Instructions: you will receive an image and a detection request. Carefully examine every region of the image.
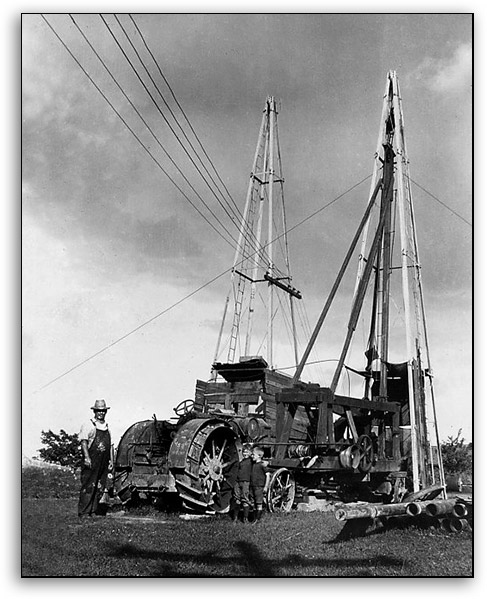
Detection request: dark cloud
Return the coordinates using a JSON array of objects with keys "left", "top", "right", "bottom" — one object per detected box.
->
[{"left": 23, "top": 14, "right": 471, "bottom": 302}]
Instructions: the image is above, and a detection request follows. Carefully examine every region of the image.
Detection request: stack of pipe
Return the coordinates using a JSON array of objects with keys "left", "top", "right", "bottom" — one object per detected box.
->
[{"left": 334, "top": 497, "right": 472, "bottom": 532}]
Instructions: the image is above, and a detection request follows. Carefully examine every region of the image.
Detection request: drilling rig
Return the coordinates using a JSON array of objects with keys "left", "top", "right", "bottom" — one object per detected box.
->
[{"left": 114, "top": 73, "right": 446, "bottom": 513}]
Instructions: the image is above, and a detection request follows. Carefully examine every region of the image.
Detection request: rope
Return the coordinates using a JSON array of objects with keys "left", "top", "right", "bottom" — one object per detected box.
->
[{"left": 408, "top": 176, "right": 471, "bottom": 227}]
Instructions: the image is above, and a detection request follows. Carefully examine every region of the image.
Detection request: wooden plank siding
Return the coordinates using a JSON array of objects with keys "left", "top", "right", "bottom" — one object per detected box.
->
[
  {"left": 194, "top": 368, "right": 315, "bottom": 441},
  {"left": 194, "top": 368, "right": 294, "bottom": 415}
]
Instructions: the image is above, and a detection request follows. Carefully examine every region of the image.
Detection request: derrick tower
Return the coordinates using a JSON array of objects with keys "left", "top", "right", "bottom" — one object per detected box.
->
[
  {"left": 293, "top": 71, "right": 445, "bottom": 493},
  {"left": 212, "top": 96, "right": 301, "bottom": 373}
]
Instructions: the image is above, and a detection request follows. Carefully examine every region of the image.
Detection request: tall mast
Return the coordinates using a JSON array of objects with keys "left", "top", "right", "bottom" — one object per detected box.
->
[
  {"left": 389, "top": 71, "right": 420, "bottom": 490},
  {"left": 212, "top": 108, "right": 267, "bottom": 368},
  {"left": 294, "top": 72, "right": 444, "bottom": 493},
  {"left": 267, "top": 98, "right": 276, "bottom": 367},
  {"left": 213, "top": 96, "right": 301, "bottom": 373}
]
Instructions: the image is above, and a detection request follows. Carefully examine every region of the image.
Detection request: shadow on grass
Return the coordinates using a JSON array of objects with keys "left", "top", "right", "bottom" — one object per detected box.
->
[{"left": 104, "top": 538, "right": 404, "bottom": 577}]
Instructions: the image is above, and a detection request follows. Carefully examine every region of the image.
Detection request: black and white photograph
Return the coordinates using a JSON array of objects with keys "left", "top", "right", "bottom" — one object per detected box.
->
[{"left": 21, "top": 8, "right": 472, "bottom": 580}]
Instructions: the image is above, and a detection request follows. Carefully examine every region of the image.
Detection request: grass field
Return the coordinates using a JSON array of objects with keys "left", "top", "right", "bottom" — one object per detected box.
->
[{"left": 21, "top": 465, "right": 473, "bottom": 577}]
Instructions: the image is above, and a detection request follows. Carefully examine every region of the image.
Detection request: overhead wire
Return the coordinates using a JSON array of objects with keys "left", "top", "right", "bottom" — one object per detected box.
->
[
  {"left": 42, "top": 14, "right": 237, "bottom": 252},
  {"left": 107, "top": 14, "right": 272, "bottom": 269},
  {"left": 34, "top": 172, "right": 372, "bottom": 392},
  {"left": 126, "top": 13, "right": 257, "bottom": 242},
  {"left": 65, "top": 13, "right": 270, "bottom": 270},
  {"left": 34, "top": 15, "right": 469, "bottom": 400},
  {"left": 98, "top": 14, "right": 255, "bottom": 256},
  {"left": 110, "top": 15, "right": 241, "bottom": 228},
  {"left": 128, "top": 13, "right": 244, "bottom": 223}
]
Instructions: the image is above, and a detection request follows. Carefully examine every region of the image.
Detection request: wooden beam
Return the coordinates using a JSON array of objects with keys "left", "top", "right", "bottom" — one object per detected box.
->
[
  {"left": 277, "top": 388, "right": 400, "bottom": 413},
  {"left": 292, "top": 177, "right": 383, "bottom": 384},
  {"left": 274, "top": 403, "right": 298, "bottom": 460},
  {"left": 333, "top": 394, "right": 400, "bottom": 413},
  {"left": 316, "top": 403, "right": 329, "bottom": 444}
]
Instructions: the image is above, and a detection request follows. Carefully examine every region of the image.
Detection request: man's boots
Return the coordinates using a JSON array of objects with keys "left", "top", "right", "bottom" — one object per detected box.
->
[{"left": 242, "top": 506, "right": 250, "bottom": 523}]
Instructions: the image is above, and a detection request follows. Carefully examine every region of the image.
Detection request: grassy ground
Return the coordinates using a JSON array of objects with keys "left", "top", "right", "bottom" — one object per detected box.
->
[{"left": 21, "top": 466, "right": 473, "bottom": 577}]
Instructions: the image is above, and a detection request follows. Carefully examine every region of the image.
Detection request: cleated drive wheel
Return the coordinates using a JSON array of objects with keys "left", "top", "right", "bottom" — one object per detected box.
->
[
  {"left": 169, "top": 420, "right": 240, "bottom": 512},
  {"left": 266, "top": 468, "right": 295, "bottom": 513}
]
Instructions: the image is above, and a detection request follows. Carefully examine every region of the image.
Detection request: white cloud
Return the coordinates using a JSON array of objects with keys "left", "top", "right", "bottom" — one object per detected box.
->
[
  {"left": 410, "top": 43, "right": 471, "bottom": 95},
  {"left": 434, "top": 44, "right": 472, "bottom": 92}
]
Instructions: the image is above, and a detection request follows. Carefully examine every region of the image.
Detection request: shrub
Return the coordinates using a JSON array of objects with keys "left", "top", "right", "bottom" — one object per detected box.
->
[
  {"left": 38, "top": 429, "right": 83, "bottom": 470},
  {"left": 440, "top": 429, "right": 472, "bottom": 478}
]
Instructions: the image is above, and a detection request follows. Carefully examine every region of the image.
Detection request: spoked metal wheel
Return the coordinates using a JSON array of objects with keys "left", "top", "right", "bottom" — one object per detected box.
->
[
  {"left": 170, "top": 420, "right": 239, "bottom": 512},
  {"left": 198, "top": 433, "right": 233, "bottom": 503},
  {"left": 266, "top": 467, "right": 295, "bottom": 512}
]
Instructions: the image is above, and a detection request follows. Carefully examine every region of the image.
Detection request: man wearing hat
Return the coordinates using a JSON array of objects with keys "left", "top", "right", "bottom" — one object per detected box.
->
[{"left": 78, "top": 399, "right": 112, "bottom": 518}]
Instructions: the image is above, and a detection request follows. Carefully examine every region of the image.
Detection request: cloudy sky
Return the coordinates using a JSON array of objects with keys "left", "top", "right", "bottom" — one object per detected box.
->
[{"left": 21, "top": 13, "right": 472, "bottom": 458}]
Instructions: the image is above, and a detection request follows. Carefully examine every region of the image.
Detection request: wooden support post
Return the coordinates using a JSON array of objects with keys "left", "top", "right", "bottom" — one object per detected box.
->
[
  {"left": 327, "top": 404, "right": 335, "bottom": 445},
  {"left": 293, "top": 178, "right": 383, "bottom": 384},
  {"left": 275, "top": 401, "right": 297, "bottom": 460},
  {"left": 316, "top": 389, "right": 333, "bottom": 444},
  {"left": 392, "top": 411, "right": 401, "bottom": 460}
]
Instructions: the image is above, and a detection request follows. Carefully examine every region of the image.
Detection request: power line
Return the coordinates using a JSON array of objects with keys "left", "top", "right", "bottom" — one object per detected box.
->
[
  {"left": 45, "top": 14, "right": 237, "bottom": 252},
  {"left": 44, "top": 14, "right": 296, "bottom": 274},
  {"left": 34, "top": 173, "right": 371, "bottom": 393},
  {"left": 128, "top": 13, "right": 242, "bottom": 220},
  {"left": 98, "top": 14, "right": 252, "bottom": 253},
  {"left": 119, "top": 15, "right": 245, "bottom": 226},
  {"left": 77, "top": 13, "right": 269, "bottom": 270},
  {"left": 126, "top": 13, "right": 274, "bottom": 269},
  {"left": 36, "top": 268, "right": 231, "bottom": 393},
  {"left": 113, "top": 14, "right": 274, "bottom": 269},
  {"left": 109, "top": 15, "right": 243, "bottom": 230}
]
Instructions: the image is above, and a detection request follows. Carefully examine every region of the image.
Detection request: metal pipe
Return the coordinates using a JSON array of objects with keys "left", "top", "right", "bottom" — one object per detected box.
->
[
  {"left": 451, "top": 518, "right": 470, "bottom": 532},
  {"left": 438, "top": 518, "right": 451, "bottom": 532},
  {"left": 443, "top": 517, "right": 470, "bottom": 533},
  {"left": 335, "top": 505, "right": 378, "bottom": 521},
  {"left": 452, "top": 503, "right": 469, "bottom": 518},
  {"left": 373, "top": 503, "right": 410, "bottom": 517},
  {"left": 336, "top": 499, "right": 440, "bottom": 522},
  {"left": 425, "top": 499, "right": 459, "bottom": 517},
  {"left": 405, "top": 501, "right": 430, "bottom": 517}
]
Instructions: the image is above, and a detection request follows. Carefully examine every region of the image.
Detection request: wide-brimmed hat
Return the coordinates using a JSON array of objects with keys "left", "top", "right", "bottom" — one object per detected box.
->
[{"left": 91, "top": 399, "right": 110, "bottom": 411}]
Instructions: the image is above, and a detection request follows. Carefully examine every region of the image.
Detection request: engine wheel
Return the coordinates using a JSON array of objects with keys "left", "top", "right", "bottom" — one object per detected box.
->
[
  {"left": 172, "top": 422, "right": 239, "bottom": 512},
  {"left": 266, "top": 468, "right": 295, "bottom": 512}
]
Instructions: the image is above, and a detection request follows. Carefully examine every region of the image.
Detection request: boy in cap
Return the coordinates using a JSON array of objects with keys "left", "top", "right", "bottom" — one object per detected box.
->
[
  {"left": 78, "top": 399, "right": 112, "bottom": 519},
  {"left": 230, "top": 444, "right": 253, "bottom": 522},
  {"left": 250, "top": 446, "right": 267, "bottom": 523}
]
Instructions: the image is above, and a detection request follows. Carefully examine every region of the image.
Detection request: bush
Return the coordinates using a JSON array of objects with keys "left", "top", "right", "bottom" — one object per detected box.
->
[
  {"left": 38, "top": 429, "right": 83, "bottom": 470},
  {"left": 440, "top": 429, "right": 472, "bottom": 478}
]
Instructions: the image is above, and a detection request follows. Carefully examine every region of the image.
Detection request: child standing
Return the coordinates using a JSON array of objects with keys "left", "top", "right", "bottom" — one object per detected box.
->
[
  {"left": 230, "top": 445, "right": 253, "bottom": 522},
  {"left": 250, "top": 446, "right": 267, "bottom": 523}
]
